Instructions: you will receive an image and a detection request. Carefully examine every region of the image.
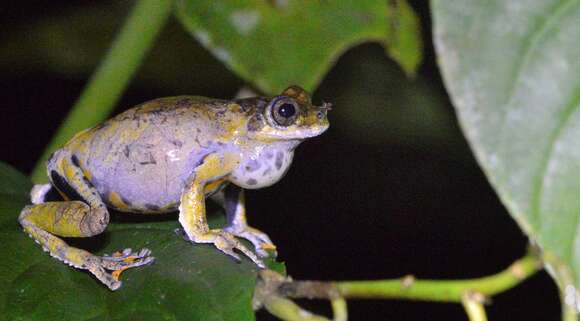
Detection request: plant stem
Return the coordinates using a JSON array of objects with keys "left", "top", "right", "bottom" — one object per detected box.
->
[
  {"left": 330, "top": 297, "right": 348, "bottom": 321},
  {"left": 335, "top": 253, "right": 540, "bottom": 302},
  {"left": 275, "top": 252, "right": 540, "bottom": 303},
  {"left": 263, "top": 296, "right": 331, "bottom": 321},
  {"left": 462, "top": 292, "right": 488, "bottom": 321},
  {"left": 257, "top": 253, "right": 541, "bottom": 320},
  {"left": 255, "top": 270, "right": 332, "bottom": 321},
  {"left": 31, "top": 0, "right": 173, "bottom": 183}
]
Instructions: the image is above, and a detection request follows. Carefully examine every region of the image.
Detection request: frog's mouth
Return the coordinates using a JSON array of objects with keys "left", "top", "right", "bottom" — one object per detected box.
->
[
  {"left": 297, "top": 123, "right": 330, "bottom": 138},
  {"left": 255, "top": 123, "right": 329, "bottom": 141}
]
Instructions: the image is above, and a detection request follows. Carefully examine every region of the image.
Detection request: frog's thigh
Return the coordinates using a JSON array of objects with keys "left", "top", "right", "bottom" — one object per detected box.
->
[
  {"left": 18, "top": 152, "right": 140, "bottom": 290},
  {"left": 20, "top": 152, "right": 108, "bottom": 259},
  {"left": 30, "top": 183, "right": 53, "bottom": 204},
  {"left": 20, "top": 200, "right": 105, "bottom": 239},
  {"left": 25, "top": 150, "right": 110, "bottom": 237},
  {"left": 19, "top": 202, "right": 102, "bottom": 269}
]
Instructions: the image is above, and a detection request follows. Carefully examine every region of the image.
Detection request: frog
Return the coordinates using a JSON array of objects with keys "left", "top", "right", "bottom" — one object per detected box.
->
[{"left": 19, "top": 85, "right": 330, "bottom": 290}]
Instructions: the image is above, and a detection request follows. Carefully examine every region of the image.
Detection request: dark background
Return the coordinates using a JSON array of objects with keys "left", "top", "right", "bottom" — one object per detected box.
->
[{"left": 1, "top": 1, "right": 560, "bottom": 320}]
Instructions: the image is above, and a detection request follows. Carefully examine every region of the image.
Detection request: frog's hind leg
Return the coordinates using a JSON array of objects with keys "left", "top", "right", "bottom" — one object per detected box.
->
[
  {"left": 213, "top": 185, "right": 276, "bottom": 258},
  {"left": 30, "top": 183, "right": 53, "bottom": 204},
  {"left": 18, "top": 151, "right": 154, "bottom": 290}
]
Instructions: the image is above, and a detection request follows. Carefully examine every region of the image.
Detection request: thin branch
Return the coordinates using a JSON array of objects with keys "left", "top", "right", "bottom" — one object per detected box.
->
[
  {"left": 334, "top": 252, "right": 541, "bottom": 302},
  {"left": 263, "top": 251, "right": 540, "bottom": 303},
  {"left": 330, "top": 297, "right": 348, "bottom": 321},
  {"left": 462, "top": 292, "right": 488, "bottom": 321},
  {"left": 263, "top": 296, "right": 331, "bottom": 321},
  {"left": 255, "top": 269, "right": 331, "bottom": 321},
  {"left": 256, "top": 252, "right": 541, "bottom": 320}
]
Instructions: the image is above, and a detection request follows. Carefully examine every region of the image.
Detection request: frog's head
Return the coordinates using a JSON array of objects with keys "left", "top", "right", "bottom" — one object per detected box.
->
[{"left": 245, "top": 85, "right": 330, "bottom": 141}]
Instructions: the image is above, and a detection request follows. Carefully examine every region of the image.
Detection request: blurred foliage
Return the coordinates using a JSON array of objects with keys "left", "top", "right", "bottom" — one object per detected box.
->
[
  {"left": 324, "top": 46, "right": 456, "bottom": 148},
  {"left": 175, "top": 0, "right": 422, "bottom": 94},
  {"left": 0, "top": 163, "right": 31, "bottom": 227},
  {"left": 0, "top": 2, "right": 241, "bottom": 95},
  {"left": 0, "top": 162, "right": 283, "bottom": 321},
  {"left": 1, "top": 1, "right": 423, "bottom": 97},
  {"left": 434, "top": 0, "right": 580, "bottom": 318}
]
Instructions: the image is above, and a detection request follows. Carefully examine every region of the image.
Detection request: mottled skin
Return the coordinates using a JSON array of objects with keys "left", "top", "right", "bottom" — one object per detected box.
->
[{"left": 19, "top": 86, "right": 330, "bottom": 290}]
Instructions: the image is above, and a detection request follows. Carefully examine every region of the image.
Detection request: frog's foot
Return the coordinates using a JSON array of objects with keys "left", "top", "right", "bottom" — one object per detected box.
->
[
  {"left": 185, "top": 229, "right": 266, "bottom": 268},
  {"left": 224, "top": 226, "right": 276, "bottom": 258},
  {"left": 90, "top": 248, "right": 155, "bottom": 290},
  {"left": 30, "top": 183, "right": 52, "bottom": 204}
]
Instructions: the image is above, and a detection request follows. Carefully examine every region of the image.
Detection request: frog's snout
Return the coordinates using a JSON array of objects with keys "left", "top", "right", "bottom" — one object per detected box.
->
[
  {"left": 319, "top": 101, "right": 333, "bottom": 111},
  {"left": 314, "top": 101, "right": 332, "bottom": 124}
]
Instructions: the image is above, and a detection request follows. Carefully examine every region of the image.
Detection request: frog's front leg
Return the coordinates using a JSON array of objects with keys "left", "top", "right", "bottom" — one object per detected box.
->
[
  {"left": 212, "top": 185, "right": 276, "bottom": 258},
  {"left": 18, "top": 151, "right": 154, "bottom": 290},
  {"left": 179, "top": 153, "right": 265, "bottom": 268}
]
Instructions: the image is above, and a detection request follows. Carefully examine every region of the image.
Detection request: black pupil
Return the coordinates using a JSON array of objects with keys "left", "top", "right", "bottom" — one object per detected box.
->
[{"left": 278, "top": 103, "right": 296, "bottom": 118}]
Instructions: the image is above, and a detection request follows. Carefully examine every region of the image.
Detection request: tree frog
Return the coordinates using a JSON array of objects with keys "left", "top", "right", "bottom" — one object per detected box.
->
[{"left": 19, "top": 86, "right": 330, "bottom": 290}]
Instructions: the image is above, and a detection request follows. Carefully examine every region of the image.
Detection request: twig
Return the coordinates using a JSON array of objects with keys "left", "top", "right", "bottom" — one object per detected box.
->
[
  {"left": 462, "top": 291, "right": 488, "bottom": 321},
  {"left": 334, "top": 252, "right": 540, "bottom": 302},
  {"left": 254, "top": 270, "right": 331, "bottom": 321},
  {"left": 255, "top": 252, "right": 542, "bottom": 320},
  {"left": 330, "top": 297, "right": 348, "bottom": 321}
]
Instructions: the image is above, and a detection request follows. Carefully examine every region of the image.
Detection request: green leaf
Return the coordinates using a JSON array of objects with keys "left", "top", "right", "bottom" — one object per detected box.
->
[
  {"left": 432, "top": 0, "right": 580, "bottom": 316},
  {"left": 0, "top": 162, "right": 283, "bottom": 320},
  {"left": 0, "top": 163, "right": 31, "bottom": 227},
  {"left": 175, "top": 0, "right": 422, "bottom": 94}
]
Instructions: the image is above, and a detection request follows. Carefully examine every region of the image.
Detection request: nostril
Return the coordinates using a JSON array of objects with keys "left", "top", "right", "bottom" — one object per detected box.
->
[{"left": 321, "top": 101, "right": 333, "bottom": 111}]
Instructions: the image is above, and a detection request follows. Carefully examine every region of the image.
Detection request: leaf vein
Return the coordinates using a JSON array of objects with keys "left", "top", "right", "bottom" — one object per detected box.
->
[
  {"left": 502, "top": 0, "right": 577, "bottom": 110},
  {"left": 532, "top": 91, "right": 580, "bottom": 260},
  {"left": 496, "top": 0, "right": 579, "bottom": 166}
]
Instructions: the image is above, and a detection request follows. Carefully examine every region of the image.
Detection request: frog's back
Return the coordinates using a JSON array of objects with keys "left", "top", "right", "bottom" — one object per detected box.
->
[{"left": 60, "top": 96, "right": 233, "bottom": 212}]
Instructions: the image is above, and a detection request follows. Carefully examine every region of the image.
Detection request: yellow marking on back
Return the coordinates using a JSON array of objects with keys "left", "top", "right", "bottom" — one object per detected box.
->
[
  {"left": 68, "top": 127, "right": 93, "bottom": 144},
  {"left": 64, "top": 127, "right": 97, "bottom": 155},
  {"left": 99, "top": 119, "right": 151, "bottom": 167},
  {"left": 218, "top": 106, "right": 248, "bottom": 142}
]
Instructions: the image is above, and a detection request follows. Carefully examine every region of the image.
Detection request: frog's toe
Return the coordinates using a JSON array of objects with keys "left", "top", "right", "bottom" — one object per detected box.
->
[
  {"left": 226, "top": 227, "right": 276, "bottom": 258},
  {"left": 88, "top": 264, "right": 123, "bottom": 291},
  {"left": 190, "top": 230, "right": 265, "bottom": 268},
  {"left": 99, "top": 248, "right": 155, "bottom": 281},
  {"left": 102, "top": 248, "right": 154, "bottom": 265},
  {"left": 214, "top": 234, "right": 242, "bottom": 262},
  {"left": 214, "top": 230, "right": 266, "bottom": 267}
]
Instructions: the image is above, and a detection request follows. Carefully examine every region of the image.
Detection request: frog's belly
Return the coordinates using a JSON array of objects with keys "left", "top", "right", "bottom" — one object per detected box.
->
[{"left": 88, "top": 149, "right": 197, "bottom": 213}]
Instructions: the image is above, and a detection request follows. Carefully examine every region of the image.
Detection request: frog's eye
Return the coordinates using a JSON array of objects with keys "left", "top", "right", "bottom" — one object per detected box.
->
[{"left": 270, "top": 98, "right": 298, "bottom": 127}]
